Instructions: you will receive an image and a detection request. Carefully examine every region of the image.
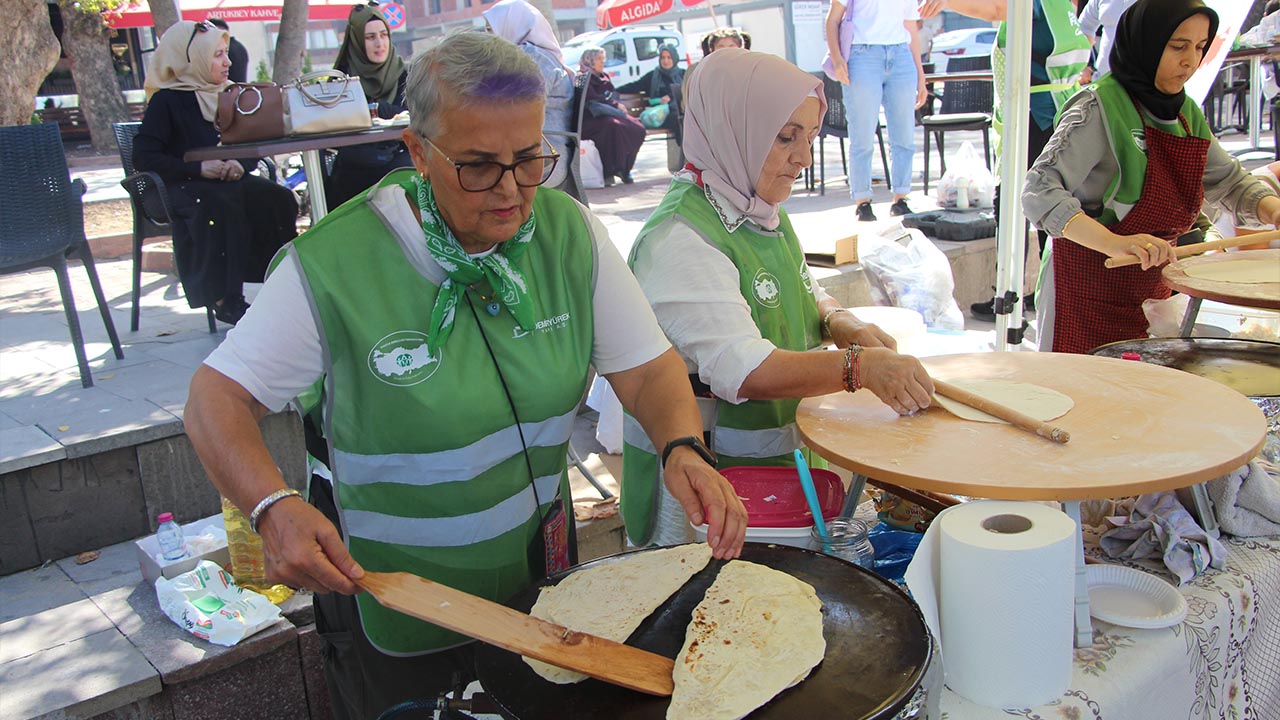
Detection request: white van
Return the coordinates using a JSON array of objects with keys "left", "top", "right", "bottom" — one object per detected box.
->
[{"left": 562, "top": 26, "right": 687, "bottom": 85}]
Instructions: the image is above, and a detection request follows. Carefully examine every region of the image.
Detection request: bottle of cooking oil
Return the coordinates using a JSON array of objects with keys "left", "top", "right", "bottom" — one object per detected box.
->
[{"left": 221, "top": 496, "right": 294, "bottom": 604}]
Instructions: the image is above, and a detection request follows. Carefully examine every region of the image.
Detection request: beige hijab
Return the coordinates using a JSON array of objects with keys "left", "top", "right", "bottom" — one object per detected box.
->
[
  {"left": 144, "top": 20, "right": 230, "bottom": 123},
  {"left": 682, "top": 48, "right": 825, "bottom": 230}
]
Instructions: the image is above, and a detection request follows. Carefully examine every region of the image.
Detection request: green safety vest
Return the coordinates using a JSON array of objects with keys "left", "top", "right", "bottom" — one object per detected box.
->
[
  {"left": 620, "top": 180, "right": 822, "bottom": 545},
  {"left": 287, "top": 170, "right": 596, "bottom": 654},
  {"left": 1082, "top": 73, "right": 1213, "bottom": 228},
  {"left": 992, "top": 0, "right": 1093, "bottom": 160}
]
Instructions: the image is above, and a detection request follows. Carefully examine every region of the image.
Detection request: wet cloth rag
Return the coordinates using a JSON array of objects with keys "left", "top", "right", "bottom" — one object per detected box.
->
[
  {"left": 1206, "top": 462, "right": 1280, "bottom": 538},
  {"left": 1099, "top": 491, "right": 1227, "bottom": 585}
]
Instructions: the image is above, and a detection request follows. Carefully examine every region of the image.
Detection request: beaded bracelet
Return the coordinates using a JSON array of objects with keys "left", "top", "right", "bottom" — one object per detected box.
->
[{"left": 841, "top": 345, "right": 864, "bottom": 393}]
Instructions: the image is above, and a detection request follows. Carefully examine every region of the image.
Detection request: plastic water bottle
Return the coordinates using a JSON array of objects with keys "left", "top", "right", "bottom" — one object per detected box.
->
[{"left": 156, "top": 512, "right": 188, "bottom": 562}]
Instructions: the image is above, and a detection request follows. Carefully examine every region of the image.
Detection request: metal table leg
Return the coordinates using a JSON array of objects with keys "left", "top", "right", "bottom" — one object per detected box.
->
[
  {"left": 1179, "top": 296, "right": 1203, "bottom": 337},
  {"left": 301, "top": 148, "right": 329, "bottom": 222},
  {"left": 842, "top": 473, "right": 869, "bottom": 518},
  {"left": 1063, "top": 500, "right": 1093, "bottom": 648}
]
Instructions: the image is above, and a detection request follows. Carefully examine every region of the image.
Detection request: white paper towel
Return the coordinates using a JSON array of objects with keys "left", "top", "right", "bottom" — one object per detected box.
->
[{"left": 904, "top": 500, "right": 1077, "bottom": 709}]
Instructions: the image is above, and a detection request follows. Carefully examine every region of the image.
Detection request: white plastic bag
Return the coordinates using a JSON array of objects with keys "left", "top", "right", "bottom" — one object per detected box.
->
[
  {"left": 935, "top": 141, "right": 995, "bottom": 209},
  {"left": 155, "top": 561, "right": 281, "bottom": 646},
  {"left": 1142, "top": 294, "right": 1190, "bottom": 338},
  {"left": 857, "top": 223, "right": 965, "bottom": 330},
  {"left": 580, "top": 139, "right": 605, "bottom": 189},
  {"left": 586, "top": 374, "right": 623, "bottom": 454}
]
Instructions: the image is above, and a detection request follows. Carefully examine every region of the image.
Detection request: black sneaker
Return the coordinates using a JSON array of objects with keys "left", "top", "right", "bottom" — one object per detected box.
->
[
  {"left": 213, "top": 296, "right": 250, "bottom": 325},
  {"left": 970, "top": 297, "right": 996, "bottom": 322},
  {"left": 856, "top": 201, "right": 877, "bottom": 222},
  {"left": 621, "top": 173, "right": 635, "bottom": 184},
  {"left": 603, "top": 176, "right": 615, "bottom": 187},
  {"left": 890, "top": 199, "right": 913, "bottom": 216}
]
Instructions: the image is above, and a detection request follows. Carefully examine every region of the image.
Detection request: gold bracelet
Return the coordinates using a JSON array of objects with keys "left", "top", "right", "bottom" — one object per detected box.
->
[{"left": 1060, "top": 211, "right": 1086, "bottom": 238}]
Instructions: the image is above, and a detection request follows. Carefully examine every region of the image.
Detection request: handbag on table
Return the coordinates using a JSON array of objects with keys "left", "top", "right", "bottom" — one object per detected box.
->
[
  {"left": 215, "top": 82, "right": 286, "bottom": 144},
  {"left": 285, "top": 70, "right": 373, "bottom": 136}
]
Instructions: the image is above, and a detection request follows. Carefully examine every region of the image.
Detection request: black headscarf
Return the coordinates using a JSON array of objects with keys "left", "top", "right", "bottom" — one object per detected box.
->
[{"left": 1109, "top": 0, "right": 1219, "bottom": 121}]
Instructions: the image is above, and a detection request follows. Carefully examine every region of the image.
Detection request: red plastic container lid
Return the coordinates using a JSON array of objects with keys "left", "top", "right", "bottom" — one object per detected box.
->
[{"left": 720, "top": 466, "right": 847, "bottom": 528}]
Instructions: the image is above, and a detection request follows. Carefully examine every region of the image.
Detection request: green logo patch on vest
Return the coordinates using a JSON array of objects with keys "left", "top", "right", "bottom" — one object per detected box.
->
[
  {"left": 367, "top": 330, "right": 442, "bottom": 386},
  {"left": 753, "top": 268, "right": 782, "bottom": 308}
]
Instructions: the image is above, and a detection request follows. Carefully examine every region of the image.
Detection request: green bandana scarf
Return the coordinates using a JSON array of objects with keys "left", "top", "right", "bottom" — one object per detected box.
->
[{"left": 407, "top": 174, "right": 536, "bottom": 353}]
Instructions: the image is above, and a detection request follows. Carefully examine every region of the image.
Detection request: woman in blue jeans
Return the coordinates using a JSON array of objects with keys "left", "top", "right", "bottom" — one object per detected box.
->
[{"left": 825, "top": 0, "right": 927, "bottom": 221}]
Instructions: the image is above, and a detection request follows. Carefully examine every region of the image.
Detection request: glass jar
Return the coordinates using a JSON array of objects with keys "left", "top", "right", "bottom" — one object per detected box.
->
[{"left": 809, "top": 518, "right": 875, "bottom": 569}]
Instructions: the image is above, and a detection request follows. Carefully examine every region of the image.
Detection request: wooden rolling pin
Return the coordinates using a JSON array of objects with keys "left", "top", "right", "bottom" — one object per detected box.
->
[
  {"left": 933, "top": 379, "right": 1071, "bottom": 444},
  {"left": 1104, "top": 230, "right": 1280, "bottom": 268}
]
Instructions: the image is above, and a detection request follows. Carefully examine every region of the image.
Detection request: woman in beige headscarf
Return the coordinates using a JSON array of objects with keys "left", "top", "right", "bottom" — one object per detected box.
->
[
  {"left": 621, "top": 48, "right": 934, "bottom": 546},
  {"left": 135, "top": 20, "right": 297, "bottom": 325}
]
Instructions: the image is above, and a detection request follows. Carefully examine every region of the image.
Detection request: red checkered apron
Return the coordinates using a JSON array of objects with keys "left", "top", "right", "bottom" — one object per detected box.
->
[{"left": 1051, "top": 109, "right": 1208, "bottom": 354}]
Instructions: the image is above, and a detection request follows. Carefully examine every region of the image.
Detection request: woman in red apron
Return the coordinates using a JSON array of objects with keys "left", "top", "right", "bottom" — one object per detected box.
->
[{"left": 1021, "top": 0, "right": 1280, "bottom": 354}]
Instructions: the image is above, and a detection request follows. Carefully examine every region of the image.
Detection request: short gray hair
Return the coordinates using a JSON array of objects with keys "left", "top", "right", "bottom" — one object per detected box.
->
[{"left": 406, "top": 32, "right": 546, "bottom": 139}]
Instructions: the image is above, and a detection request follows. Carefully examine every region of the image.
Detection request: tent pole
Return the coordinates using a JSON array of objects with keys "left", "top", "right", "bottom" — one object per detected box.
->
[{"left": 995, "top": 1, "right": 1032, "bottom": 352}]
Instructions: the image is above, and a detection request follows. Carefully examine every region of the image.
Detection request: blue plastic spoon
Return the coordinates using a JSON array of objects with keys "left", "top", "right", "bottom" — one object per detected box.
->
[{"left": 794, "top": 449, "right": 829, "bottom": 545}]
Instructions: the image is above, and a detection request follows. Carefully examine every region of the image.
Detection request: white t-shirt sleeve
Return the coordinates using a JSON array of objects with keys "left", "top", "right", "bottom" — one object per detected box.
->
[
  {"left": 630, "top": 219, "right": 777, "bottom": 404},
  {"left": 585, "top": 210, "right": 673, "bottom": 374},
  {"left": 903, "top": 0, "right": 921, "bottom": 22},
  {"left": 203, "top": 251, "right": 324, "bottom": 413}
]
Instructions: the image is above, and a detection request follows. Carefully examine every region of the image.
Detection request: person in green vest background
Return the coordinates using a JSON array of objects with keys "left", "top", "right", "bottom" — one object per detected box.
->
[
  {"left": 183, "top": 32, "right": 747, "bottom": 719},
  {"left": 920, "top": 0, "right": 1093, "bottom": 322},
  {"left": 622, "top": 48, "right": 936, "bottom": 547},
  {"left": 1023, "top": 0, "right": 1280, "bottom": 354}
]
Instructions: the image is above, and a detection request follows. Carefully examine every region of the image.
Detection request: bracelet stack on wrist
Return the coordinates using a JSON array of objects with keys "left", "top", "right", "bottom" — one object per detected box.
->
[
  {"left": 248, "top": 488, "right": 303, "bottom": 534},
  {"left": 821, "top": 307, "right": 849, "bottom": 337},
  {"left": 842, "top": 345, "right": 863, "bottom": 393}
]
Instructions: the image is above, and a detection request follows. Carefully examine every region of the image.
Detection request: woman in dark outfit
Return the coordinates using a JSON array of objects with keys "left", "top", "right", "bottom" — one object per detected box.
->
[
  {"left": 134, "top": 20, "right": 297, "bottom": 325},
  {"left": 577, "top": 47, "right": 646, "bottom": 186},
  {"left": 618, "top": 43, "right": 684, "bottom": 147},
  {"left": 325, "top": 3, "right": 413, "bottom": 207}
]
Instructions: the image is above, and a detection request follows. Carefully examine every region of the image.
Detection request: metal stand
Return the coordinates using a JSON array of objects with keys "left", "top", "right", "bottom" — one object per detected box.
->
[
  {"left": 300, "top": 149, "right": 330, "bottom": 221},
  {"left": 568, "top": 442, "right": 613, "bottom": 499},
  {"left": 1178, "top": 296, "right": 1204, "bottom": 337},
  {"left": 1063, "top": 500, "right": 1093, "bottom": 648}
]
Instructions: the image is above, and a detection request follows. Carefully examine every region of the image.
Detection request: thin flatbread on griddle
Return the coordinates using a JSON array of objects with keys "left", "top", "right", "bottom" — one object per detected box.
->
[
  {"left": 667, "top": 560, "right": 825, "bottom": 720},
  {"left": 523, "top": 543, "right": 714, "bottom": 683}
]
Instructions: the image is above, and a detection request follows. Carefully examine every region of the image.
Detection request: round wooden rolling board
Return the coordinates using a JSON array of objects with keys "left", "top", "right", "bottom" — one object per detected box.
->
[
  {"left": 1162, "top": 248, "right": 1280, "bottom": 310},
  {"left": 795, "top": 352, "right": 1267, "bottom": 501}
]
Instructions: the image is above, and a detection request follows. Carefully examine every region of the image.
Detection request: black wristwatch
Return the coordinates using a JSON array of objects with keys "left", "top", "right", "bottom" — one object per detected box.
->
[{"left": 661, "top": 435, "right": 717, "bottom": 468}]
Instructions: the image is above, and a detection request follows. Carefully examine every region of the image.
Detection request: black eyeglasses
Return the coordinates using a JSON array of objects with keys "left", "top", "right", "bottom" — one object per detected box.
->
[
  {"left": 186, "top": 20, "right": 213, "bottom": 63},
  {"left": 423, "top": 136, "right": 561, "bottom": 192}
]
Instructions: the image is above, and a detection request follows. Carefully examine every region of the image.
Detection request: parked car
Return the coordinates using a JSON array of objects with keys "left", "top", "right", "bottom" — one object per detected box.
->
[
  {"left": 927, "top": 27, "right": 996, "bottom": 74},
  {"left": 562, "top": 26, "right": 687, "bottom": 84}
]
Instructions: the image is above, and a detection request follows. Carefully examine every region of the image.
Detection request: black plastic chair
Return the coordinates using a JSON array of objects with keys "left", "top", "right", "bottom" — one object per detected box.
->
[
  {"left": 806, "top": 73, "right": 890, "bottom": 196},
  {"left": 113, "top": 121, "right": 217, "bottom": 334},
  {"left": 545, "top": 73, "right": 590, "bottom": 206},
  {"left": 920, "top": 54, "right": 993, "bottom": 194},
  {"left": 0, "top": 123, "right": 124, "bottom": 388}
]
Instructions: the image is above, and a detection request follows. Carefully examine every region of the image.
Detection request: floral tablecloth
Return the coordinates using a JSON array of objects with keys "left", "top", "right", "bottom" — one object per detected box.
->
[{"left": 938, "top": 534, "right": 1280, "bottom": 720}]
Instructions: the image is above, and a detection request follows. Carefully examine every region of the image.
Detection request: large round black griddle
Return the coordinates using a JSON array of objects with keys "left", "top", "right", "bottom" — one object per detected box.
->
[
  {"left": 1091, "top": 337, "right": 1280, "bottom": 398},
  {"left": 474, "top": 543, "right": 931, "bottom": 720}
]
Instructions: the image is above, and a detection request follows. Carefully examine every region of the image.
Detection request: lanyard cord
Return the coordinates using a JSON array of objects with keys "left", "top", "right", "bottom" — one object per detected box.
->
[{"left": 463, "top": 293, "right": 548, "bottom": 517}]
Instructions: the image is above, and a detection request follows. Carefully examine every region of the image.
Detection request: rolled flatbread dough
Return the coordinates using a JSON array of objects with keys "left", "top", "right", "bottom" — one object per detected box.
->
[
  {"left": 1183, "top": 259, "right": 1278, "bottom": 284},
  {"left": 934, "top": 380, "right": 1074, "bottom": 424},
  {"left": 524, "top": 543, "right": 713, "bottom": 683},
  {"left": 667, "top": 560, "right": 825, "bottom": 720}
]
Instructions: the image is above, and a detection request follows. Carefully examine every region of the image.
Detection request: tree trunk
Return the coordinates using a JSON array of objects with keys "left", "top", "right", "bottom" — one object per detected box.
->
[
  {"left": 527, "top": 0, "right": 560, "bottom": 39},
  {"left": 150, "top": 0, "right": 182, "bottom": 41},
  {"left": 272, "top": 0, "right": 309, "bottom": 83},
  {"left": 0, "top": 0, "right": 62, "bottom": 127},
  {"left": 59, "top": 1, "right": 129, "bottom": 153}
]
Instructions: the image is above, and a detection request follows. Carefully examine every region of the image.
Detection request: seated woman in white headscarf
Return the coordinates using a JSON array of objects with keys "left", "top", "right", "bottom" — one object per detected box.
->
[
  {"left": 483, "top": 0, "right": 575, "bottom": 191},
  {"left": 621, "top": 48, "right": 935, "bottom": 546}
]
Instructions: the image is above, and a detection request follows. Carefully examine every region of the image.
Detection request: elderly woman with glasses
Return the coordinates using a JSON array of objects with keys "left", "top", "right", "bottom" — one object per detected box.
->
[
  {"left": 134, "top": 20, "right": 298, "bottom": 324},
  {"left": 183, "top": 31, "right": 745, "bottom": 718},
  {"left": 577, "top": 46, "right": 647, "bottom": 185}
]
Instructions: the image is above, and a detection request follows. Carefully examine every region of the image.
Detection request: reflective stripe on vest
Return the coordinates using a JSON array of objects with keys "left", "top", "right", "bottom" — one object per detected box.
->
[{"left": 712, "top": 423, "right": 802, "bottom": 459}]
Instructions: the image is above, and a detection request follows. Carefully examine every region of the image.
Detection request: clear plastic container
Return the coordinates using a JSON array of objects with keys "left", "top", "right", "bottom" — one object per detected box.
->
[
  {"left": 809, "top": 518, "right": 875, "bottom": 569},
  {"left": 156, "top": 512, "right": 188, "bottom": 561}
]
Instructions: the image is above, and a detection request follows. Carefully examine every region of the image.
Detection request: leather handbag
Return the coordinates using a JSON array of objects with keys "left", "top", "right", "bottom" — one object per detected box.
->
[
  {"left": 215, "top": 83, "right": 286, "bottom": 144},
  {"left": 284, "top": 70, "right": 372, "bottom": 136}
]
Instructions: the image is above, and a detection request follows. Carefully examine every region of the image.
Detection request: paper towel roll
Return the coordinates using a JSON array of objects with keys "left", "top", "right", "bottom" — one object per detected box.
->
[{"left": 907, "top": 500, "right": 1077, "bottom": 709}]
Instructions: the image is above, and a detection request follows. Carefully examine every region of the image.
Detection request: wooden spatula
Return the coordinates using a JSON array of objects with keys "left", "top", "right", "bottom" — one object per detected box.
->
[{"left": 358, "top": 571, "right": 675, "bottom": 696}]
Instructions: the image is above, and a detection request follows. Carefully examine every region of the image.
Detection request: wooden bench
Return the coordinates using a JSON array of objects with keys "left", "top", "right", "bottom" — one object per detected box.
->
[
  {"left": 37, "top": 102, "right": 146, "bottom": 141},
  {"left": 618, "top": 92, "right": 675, "bottom": 142}
]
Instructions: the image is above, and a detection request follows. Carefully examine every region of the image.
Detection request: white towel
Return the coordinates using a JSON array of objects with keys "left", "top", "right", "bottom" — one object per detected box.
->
[
  {"left": 1206, "top": 462, "right": 1280, "bottom": 538},
  {"left": 1099, "top": 492, "right": 1227, "bottom": 585}
]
